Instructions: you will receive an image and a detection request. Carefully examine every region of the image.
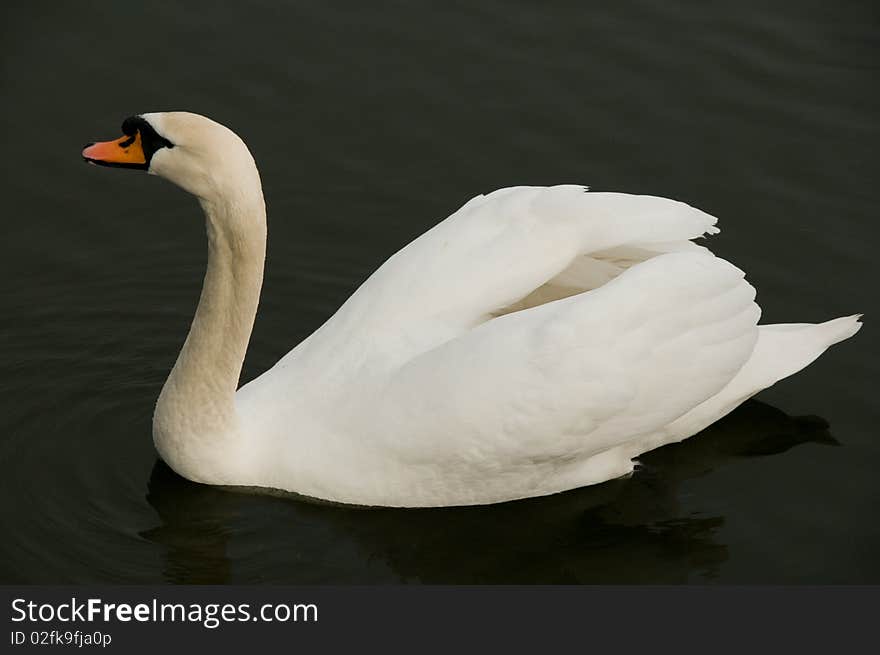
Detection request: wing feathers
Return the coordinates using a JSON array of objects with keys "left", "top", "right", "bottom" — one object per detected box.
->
[{"left": 374, "top": 252, "right": 759, "bottom": 467}]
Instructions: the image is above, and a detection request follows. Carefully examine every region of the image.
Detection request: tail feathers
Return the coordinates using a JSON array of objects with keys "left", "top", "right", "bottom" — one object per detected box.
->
[
  {"left": 655, "top": 314, "right": 862, "bottom": 447},
  {"left": 722, "top": 313, "right": 862, "bottom": 402},
  {"left": 760, "top": 314, "right": 863, "bottom": 349}
]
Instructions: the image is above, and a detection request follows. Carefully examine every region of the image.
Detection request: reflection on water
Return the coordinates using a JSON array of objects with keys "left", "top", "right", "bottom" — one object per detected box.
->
[{"left": 141, "top": 400, "right": 834, "bottom": 584}]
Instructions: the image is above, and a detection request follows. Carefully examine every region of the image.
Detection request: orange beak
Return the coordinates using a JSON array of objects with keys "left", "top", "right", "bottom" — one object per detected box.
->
[{"left": 82, "top": 131, "right": 148, "bottom": 169}]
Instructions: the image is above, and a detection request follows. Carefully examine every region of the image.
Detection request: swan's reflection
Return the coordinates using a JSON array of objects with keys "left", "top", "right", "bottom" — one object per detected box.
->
[{"left": 141, "top": 400, "right": 837, "bottom": 584}]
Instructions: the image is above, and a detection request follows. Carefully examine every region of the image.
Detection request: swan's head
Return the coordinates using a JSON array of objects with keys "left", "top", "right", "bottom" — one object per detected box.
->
[{"left": 82, "top": 112, "right": 260, "bottom": 201}]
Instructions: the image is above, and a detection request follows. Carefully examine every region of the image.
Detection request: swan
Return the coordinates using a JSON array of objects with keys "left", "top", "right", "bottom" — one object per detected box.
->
[{"left": 82, "top": 111, "right": 861, "bottom": 507}]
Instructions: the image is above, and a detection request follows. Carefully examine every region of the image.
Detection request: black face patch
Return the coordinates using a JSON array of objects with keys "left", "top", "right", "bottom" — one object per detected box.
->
[{"left": 121, "top": 115, "right": 175, "bottom": 165}]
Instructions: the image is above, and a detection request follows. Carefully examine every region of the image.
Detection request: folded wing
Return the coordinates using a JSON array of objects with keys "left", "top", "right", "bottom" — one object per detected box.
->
[
  {"left": 369, "top": 252, "right": 759, "bottom": 478},
  {"left": 287, "top": 185, "right": 726, "bottom": 372}
]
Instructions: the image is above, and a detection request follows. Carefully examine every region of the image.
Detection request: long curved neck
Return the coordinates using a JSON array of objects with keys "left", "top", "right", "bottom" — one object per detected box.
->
[{"left": 154, "top": 186, "right": 266, "bottom": 479}]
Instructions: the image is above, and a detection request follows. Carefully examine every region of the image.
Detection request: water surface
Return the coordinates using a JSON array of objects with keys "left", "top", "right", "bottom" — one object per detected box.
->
[{"left": 1, "top": 0, "right": 877, "bottom": 583}]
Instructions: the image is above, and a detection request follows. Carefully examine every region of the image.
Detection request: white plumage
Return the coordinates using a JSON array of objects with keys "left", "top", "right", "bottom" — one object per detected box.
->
[{"left": 86, "top": 112, "right": 862, "bottom": 507}]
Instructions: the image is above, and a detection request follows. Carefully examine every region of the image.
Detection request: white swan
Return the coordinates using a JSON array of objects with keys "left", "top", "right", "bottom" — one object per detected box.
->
[{"left": 82, "top": 112, "right": 861, "bottom": 507}]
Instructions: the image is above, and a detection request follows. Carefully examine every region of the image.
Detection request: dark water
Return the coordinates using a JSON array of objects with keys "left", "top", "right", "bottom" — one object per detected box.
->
[{"left": 1, "top": 0, "right": 877, "bottom": 583}]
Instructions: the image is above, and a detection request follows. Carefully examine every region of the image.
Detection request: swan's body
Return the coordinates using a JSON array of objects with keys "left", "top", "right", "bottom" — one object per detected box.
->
[{"left": 84, "top": 112, "right": 861, "bottom": 507}]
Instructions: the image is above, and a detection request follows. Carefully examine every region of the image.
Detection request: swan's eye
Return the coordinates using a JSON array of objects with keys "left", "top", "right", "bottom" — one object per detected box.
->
[
  {"left": 118, "top": 133, "right": 137, "bottom": 149},
  {"left": 121, "top": 116, "right": 175, "bottom": 158}
]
